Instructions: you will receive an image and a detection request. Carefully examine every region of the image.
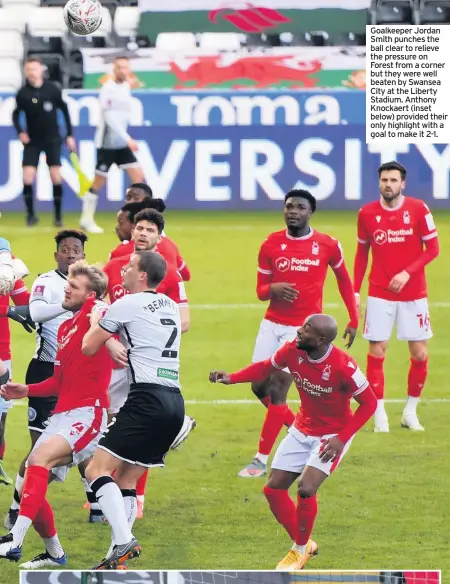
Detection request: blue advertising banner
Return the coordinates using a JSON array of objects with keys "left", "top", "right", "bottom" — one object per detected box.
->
[
  {"left": 0, "top": 90, "right": 365, "bottom": 128},
  {"left": 1, "top": 126, "right": 449, "bottom": 212}
]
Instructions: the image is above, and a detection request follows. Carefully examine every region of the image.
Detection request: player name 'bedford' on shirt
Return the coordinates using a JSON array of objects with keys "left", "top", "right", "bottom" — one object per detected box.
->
[
  {"left": 270, "top": 341, "right": 369, "bottom": 439},
  {"left": 357, "top": 197, "right": 438, "bottom": 302},
  {"left": 258, "top": 229, "right": 345, "bottom": 326},
  {"left": 29, "top": 269, "right": 73, "bottom": 362},
  {"left": 99, "top": 291, "right": 182, "bottom": 389}
]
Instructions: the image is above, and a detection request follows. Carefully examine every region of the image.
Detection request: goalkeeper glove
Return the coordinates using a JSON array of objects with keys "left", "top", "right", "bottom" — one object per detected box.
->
[{"left": 7, "top": 306, "right": 36, "bottom": 333}]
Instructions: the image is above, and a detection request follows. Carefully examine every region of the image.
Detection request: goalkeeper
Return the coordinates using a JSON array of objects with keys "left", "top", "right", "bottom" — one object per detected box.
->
[{"left": 0, "top": 237, "right": 32, "bottom": 486}]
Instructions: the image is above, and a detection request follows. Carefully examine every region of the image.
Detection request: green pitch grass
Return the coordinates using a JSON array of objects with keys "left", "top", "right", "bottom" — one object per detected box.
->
[{"left": 0, "top": 210, "right": 448, "bottom": 581}]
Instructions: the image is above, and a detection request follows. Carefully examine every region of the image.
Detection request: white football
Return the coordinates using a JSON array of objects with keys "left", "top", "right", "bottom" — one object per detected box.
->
[{"left": 63, "top": 0, "right": 103, "bottom": 36}]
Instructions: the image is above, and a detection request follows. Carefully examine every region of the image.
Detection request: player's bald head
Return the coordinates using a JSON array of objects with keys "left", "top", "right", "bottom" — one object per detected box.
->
[
  {"left": 306, "top": 314, "right": 338, "bottom": 343},
  {"left": 296, "top": 314, "right": 338, "bottom": 353}
]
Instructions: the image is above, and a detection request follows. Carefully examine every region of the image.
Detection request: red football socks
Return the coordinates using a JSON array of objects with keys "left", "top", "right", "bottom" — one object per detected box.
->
[
  {"left": 20, "top": 465, "right": 49, "bottom": 521},
  {"left": 0, "top": 442, "right": 5, "bottom": 459},
  {"left": 260, "top": 396, "right": 271, "bottom": 408},
  {"left": 32, "top": 498, "right": 56, "bottom": 539},
  {"left": 136, "top": 469, "right": 149, "bottom": 497},
  {"left": 366, "top": 354, "right": 385, "bottom": 400},
  {"left": 408, "top": 357, "right": 428, "bottom": 398},
  {"left": 258, "top": 404, "right": 291, "bottom": 456},
  {"left": 295, "top": 494, "right": 318, "bottom": 546},
  {"left": 263, "top": 486, "right": 297, "bottom": 541}
]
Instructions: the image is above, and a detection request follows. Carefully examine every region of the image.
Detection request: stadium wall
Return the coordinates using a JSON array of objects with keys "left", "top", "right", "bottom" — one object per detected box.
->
[{"left": 0, "top": 90, "right": 449, "bottom": 212}]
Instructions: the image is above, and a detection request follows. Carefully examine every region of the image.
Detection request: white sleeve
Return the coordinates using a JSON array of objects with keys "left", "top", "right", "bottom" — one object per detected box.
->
[
  {"left": 99, "top": 296, "right": 132, "bottom": 333},
  {"left": 29, "top": 276, "right": 67, "bottom": 323}
]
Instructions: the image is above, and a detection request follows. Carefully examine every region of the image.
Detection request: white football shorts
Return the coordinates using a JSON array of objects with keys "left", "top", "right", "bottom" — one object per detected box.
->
[
  {"left": 363, "top": 296, "right": 433, "bottom": 342},
  {"left": 108, "top": 367, "right": 130, "bottom": 414},
  {"left": 30, "top": 406, "right": 107, "bottom": 482},
  {"left": 252, "top": 319, "right": 298, "bottom": 371},
  {"left": 271, "top": 426, "right": 353, "bottom": 476}
]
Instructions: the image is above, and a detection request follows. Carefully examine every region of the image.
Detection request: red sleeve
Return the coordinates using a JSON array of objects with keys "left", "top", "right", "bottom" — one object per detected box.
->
[
  {"left": 229, "top": 359, "right": 277, "bottom": 384},
  {"left": 158, "top": 270, "right": 188, "bottom": 305},
  {"left": 177, "top": 253, "right": 191, "bottom": 282},
  {"left": 330, "top": 242, "right": 358, "bottom": 329},
  {"left": 353, "top": 210, "right": 370, "bottom": 294},
  {"left": 336, "top": 360, "right": 376, "bottom": 442},
  {"left": 256, "top": 239, "right": 272, "bottom": 301},
  {"left": 28, "top": 374, "right": 60, "bottom": 397},
  {"left": 10, "top": 279, "right": 30, "bottom": 306},
  {"left": 405, "top": 236, "right": 439, "bottom": 276}
]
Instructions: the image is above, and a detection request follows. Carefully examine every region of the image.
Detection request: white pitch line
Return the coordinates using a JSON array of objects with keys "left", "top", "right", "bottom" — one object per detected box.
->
[
  {"left": 190, "top": 302, "right": 450, "bottom": 309},
  {"left": 11, "top": 398, "right": 450, "bottom": 406}
]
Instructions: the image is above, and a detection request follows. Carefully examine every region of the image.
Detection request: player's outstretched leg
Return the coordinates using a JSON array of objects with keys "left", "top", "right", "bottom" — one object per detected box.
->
[
  {"left": 239, "top": 374, "right": 293, "bottom": 478},
  {"left": 0, "top": 416, "right": 13, "bottom": 486}
]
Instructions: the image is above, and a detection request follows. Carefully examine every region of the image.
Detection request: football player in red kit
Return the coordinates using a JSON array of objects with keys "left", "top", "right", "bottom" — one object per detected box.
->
[
  {"left": 354, "top": 161, "right": 439, "bottom": 432},
  {"left": 210, "top": 314, "right": 376, "bottom": 570},
  {"left": 239, "top": 189, "right": 359, "bottom": 478}
]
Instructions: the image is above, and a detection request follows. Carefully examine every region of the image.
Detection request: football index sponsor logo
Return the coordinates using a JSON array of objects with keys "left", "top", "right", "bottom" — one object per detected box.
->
[
  {"left": 292, "top": 372, "right": 333, "bottom": 397},
  {"left": 374, "top": 228, "right": 413, "bottom": 245},
  {"left": 275, "top": 256, "right": 320, "bottom": 273}
]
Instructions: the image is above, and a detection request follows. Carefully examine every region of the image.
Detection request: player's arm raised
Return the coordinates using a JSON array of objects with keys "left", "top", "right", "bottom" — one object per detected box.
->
[
  {"left": 329, "top": 240, "right": 359, "bottom": 349},
  {"left": 2, "top": 279, "right": 35, "bottom": 333},
  {"left": 353, "top": 209, "right": 371, "bottom": 314},
  {"left": 388, "top": 205, "right": 439, "bottom": 294},
  {"left": 29, "top": 276, "right": 68, "bottom": 323},
  {"left": 210, "top": 343, "right": 289, "bottom": 385}
]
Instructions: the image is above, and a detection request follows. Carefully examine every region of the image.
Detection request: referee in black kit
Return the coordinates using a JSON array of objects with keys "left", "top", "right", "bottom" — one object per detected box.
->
[{"left": 12, "top": 57, "right": 76, "bottom": 227}]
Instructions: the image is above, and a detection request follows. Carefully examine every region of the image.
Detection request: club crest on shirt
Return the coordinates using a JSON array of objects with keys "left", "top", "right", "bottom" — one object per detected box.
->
[
  {"left": 312, "top": 242, "right": 319, "bottom": 255},
  {"left": 403, "top": 211, "right": 410, "bottom": 224},
  {"left": 33, "top": 285, "right": 45, "bottom": 297},
  {"left": 322, "top": 364, "right": 331, "bottom": 380}
]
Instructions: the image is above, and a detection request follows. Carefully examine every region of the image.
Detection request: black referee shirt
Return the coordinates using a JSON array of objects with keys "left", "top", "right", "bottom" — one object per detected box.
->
[{"left": 12, "top": 80, "right": 73, "bottom": 143}]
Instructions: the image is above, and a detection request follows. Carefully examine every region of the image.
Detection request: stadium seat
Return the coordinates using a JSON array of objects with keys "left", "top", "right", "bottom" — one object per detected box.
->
[
  {"left": 0, "top": 7, "right": 27, "bottom": 34},
  {"left": 371, "top": 0, "right": 418, "bottom": 24},
  {"left": 334, "top": 32, "right": 366, "bottom": 45},
  {"left": 155, "top": 32, "right": 197, "bottom": 51},
  {"left": 198, "top": 33, "right": 242, "bottom": 51},
  {"left": 114, "top": 6, "right": 139, "bottom": 38},
  {"left": 0, "top": 30, "right": 24, "bottom": 60},
  {"left": 1, "top": 0, "right": 39, "bottom": 6},
  {"left": 279, "top": 32, "right": 315, "bottom": 46},
  {"left": 0, "top": 58, "right": 22, "bottom": 90},
  {"left": 38, "top": 52, "right": 65, "bottom": 87},
  {"left": 241, "top": 34, "right": 272, "bottom": 48},
  {"left": 27, "top": 7, "right": 67, "bottom": 38},
  {"left": 419, "top": 0, "right": 450, "bottom": 22}
]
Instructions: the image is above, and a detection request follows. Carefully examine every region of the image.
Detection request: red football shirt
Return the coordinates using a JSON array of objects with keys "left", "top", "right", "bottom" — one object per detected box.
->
[
  {"left": 357, "top": 197, "right": 438, "bottom": 301},
  {"left": 27, "top": 298, "right": 112, "bottom": 413},
  {"left": 257, "top": 229, "right": 346, "bottom": 326},
  {"left": 108, "top": 236, "right": 190, "bottom": 280},
  {"left": 271, "top": 341, "right": 369, "bottom": 437},
  {"left": 0, "top": 279, "right": 30, "bottom": 361},
  {"left": 103, "top": 253, "right": 188, "bottom": 306}
]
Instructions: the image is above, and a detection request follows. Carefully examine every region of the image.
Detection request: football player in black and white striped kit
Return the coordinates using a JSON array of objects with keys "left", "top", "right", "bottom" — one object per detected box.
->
[
  {"left": 82, "top": 250, "right": 185, "bottom": 569},
  {"left": 80, "top": 56, "right": 144, "bottom": 235},
  {"left": 4, "top": 230, "right": 87, "bottom": 531}
]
